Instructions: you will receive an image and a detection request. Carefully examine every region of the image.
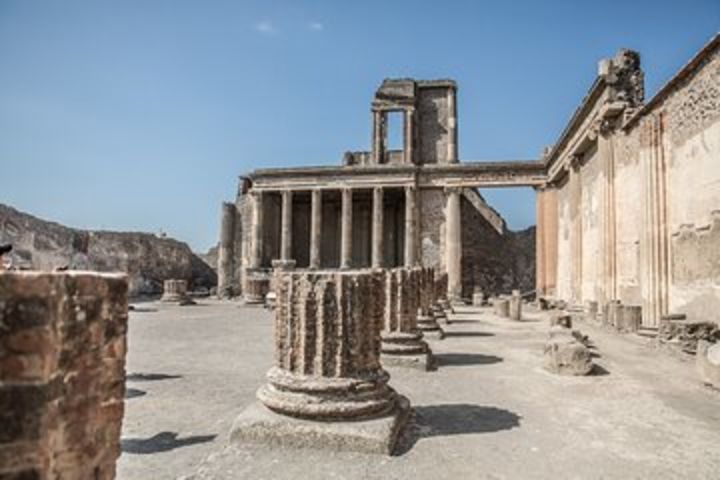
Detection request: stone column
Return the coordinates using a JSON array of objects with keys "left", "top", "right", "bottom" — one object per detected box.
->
[
  {"left": 639, "top": 114, "right": 670, "bottom": 327},
  {"left": 404, "top": 108, "right": 414, "bottom": 165},
  {"left": 280, "top": 190, "right": 293, "bottom": 262},
  {"left": 445, "top": 187, "right": 462, "bottom": 302},
  {"left": 372, "top": 110, "right": 384, "bottom": 164},
  {"left": 544, "top": 187, "right": 558, "bottom": 297},
  {"left": 161, "top": 279, "right": 193, "bottom": 304},
  {"left": 416, "top": 267, "right": 445, "bottom": 339},
  {"left": 340, "top": 188, "right": 353, "bottom": 269},
  {"left": 404, "top": 186, "right": 418, "bottom": 267},
  {"left": 0, "top": 271, "right": 128, "bottom": 480},
  {"left": 447, "top": 87, "right": 458, "bottom": 163},
  {"left": 535, "top": 187, "right": 546, "bottom": 297},
  {"left": 509, "top": 289, "right": 522, "bottom": 321},
  {"left": 599, "top": 133, "right": 617, "bottom": 304},
  {"left": 569, "top": 160, "right": 583, "bottom": 305},
  {"left": 218, "top": 202, "right": 237, "bottom": 298},
  {"left": 250, "top": 190, "right": 264, "bottom": 269},
  {"left": 232, "top": 269, "right": 411, "bottom": 454},
  {"left": 380, "top": 268, "right": 434, "bottom": 370},
  {"left": 372, "top": 187, "right": 384, "bottom": 268},
  {"left": 309, "top": 189, "right": 322, "bottom": 269}
]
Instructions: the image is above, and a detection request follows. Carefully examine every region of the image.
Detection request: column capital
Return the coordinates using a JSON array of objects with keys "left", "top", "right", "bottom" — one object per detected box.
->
[{"left": 443, "top": 185, "right": 463, "bottom": 195}]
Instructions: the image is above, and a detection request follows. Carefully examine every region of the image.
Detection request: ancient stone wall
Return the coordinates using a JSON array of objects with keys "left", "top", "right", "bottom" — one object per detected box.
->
[
  {"left": 0, "top": 271, "right": 128, "bottom": 479},
  {"left": 417, "top": 87, "right": 451, "bottom": 164}
]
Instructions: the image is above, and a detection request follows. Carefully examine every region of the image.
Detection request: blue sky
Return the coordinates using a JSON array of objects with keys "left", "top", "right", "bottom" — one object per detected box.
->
[{"left": 1, "top": 1, "right": 718, "bottom": 251}]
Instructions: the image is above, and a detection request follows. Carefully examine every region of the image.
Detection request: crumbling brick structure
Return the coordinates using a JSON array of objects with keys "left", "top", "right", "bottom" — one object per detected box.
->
[{"left": 0, "top": 271, "right": 128, "bottom": 480}]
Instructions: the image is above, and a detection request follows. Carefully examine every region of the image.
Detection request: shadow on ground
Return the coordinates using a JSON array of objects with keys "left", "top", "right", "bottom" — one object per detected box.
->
[
  {"left": 127, "top": 373, "right": 183, "bottom": 382},
  {"left": 395, "top": 404, "right": 521, "bottom": 454},
  {"left": 125, "top": 388, "right": 146, "bottom": 399},
  {"left": 434, "top": 353, "right": 503, "bottom": 367},
  {"left": 443, "top": 331, "right": 494, "bottom": 338},
  {"left": 121, "top": 432, "right": 217, "bottom": 454}
]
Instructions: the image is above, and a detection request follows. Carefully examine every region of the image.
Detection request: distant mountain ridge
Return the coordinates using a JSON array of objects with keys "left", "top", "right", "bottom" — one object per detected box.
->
[{"left": 0, "top": 203, "right": 217, "bottom": 297}]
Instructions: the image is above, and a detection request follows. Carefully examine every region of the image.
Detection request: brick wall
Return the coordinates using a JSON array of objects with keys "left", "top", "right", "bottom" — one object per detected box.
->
[{"left": 0, "top": 271, "right": 128, "bottom": 480}]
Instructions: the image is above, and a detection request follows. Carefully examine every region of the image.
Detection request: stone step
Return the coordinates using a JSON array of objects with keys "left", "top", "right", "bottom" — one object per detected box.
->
[{"left": 636, "top": 327, "right": 659, "bottom": 339}]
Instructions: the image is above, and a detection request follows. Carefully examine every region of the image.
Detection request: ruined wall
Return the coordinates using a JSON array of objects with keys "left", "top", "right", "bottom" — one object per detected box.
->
[
  {"left": 661, "top": 48, "right": 720, "bottom": 321},
  {"left": 419, "top": 189, "right": 445, "bottom": 269},
  {"left": 0, "top": 271, "right": 127, "bottom": 479},
  {"left": 417, "top": 87, "right": 450, "bottom": 164},
  {"left": 0, "top": 204, "right": 216, "bottom": 297}
]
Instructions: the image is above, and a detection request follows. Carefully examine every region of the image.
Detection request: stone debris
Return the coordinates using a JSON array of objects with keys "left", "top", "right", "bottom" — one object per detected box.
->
[
  {"left": 659, "top": 316, "right": 720, "bottom": 354},
  {"left": 543, "top": 326, "right": 594, "bottom": 376}
]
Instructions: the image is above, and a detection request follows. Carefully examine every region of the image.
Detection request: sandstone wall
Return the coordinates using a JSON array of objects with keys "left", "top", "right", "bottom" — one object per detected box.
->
[
  {"left": 0, "top": 204, "right": 217, "bottom": 297},
  {"left": 0, "top": 272, "right": 128, "bottom": 479}
]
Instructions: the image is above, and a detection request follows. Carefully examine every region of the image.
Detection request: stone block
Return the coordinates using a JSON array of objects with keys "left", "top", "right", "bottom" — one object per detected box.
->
[
  {"left": 509, "top": 293, "right": 522, "bottom": 321},
  {"left": 617, "top": 305, "right": 642, "bottom": 332},
  {"left": 543, "top": 335, "right": 593, "bottom": 376},
  {"left": 0, "top": 271, "right": 128, "bottom": 480},
  {"left": 696, "top": 340, "right": 720, "bottom": 388},
  {"left": 493, "top": 297, "right": 510, "bottom": 318},
  {"left": 161, "top": 279, "right": 190, "bottom": 303}
]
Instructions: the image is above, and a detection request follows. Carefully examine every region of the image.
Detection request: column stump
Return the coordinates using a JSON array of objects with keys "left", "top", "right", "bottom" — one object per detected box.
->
[
  {"left": 244, "top": 269, "right": 270, "bottom": 305},
  {"left": 160, "top": 279, "right": 194, "bottom": 305},
  {"left": 231, "top": 269, "right": 411, "bottom": 455},
  {"left": 380, "top": 269, "right": 435, "bottom": 370},
  {"left": 415, "top": 268, "right": 444, "bottom": 340}
]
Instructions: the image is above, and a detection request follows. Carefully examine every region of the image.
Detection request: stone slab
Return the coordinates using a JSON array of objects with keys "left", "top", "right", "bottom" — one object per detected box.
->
[
  {"left": 382, "top": 351, "right": 435, "bottom": 371},
  {"left": 230, "top": 397, "right": 411, "bottom": 455}
]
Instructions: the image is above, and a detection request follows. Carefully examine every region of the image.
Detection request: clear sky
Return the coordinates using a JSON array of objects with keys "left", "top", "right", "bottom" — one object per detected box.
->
[{"left": 1, "top": 1, "right": 718, "bottom": 251}]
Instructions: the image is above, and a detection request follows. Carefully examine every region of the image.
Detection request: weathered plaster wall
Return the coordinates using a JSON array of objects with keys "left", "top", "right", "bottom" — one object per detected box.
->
[{"left": 580, "top": 145, "right": 601, "bottom": 302}]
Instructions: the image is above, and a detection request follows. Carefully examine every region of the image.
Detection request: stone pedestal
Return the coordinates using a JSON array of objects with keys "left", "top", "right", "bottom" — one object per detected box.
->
[
  {"left": 381, "top": 269, "right": 435, "bottom": 370},
  {"left": 472, "top": 290, "right": 485, "bottom": 307},
  {"left": 161, "top": 279, "right": 193, "bottom": 304},
  {"left": 494, "top": 297, "right": 510, "bottom": 318},
  {"left": 244, "top": 269, "right": 270, "bottom": 305},
  {"left": 415, "top": 268, "right": 444, "bottom": 341},
  {"left": 509, "top": 290, "right": 522, "bottom": 321},
  {"left": 617, "top": 305, "right": 642, "bottom": 332},
  {"left": 0, "top": 271, "right": 128, "bottom": 480},
  {"left": 231, "top": 269, "right": 410, "bottom": 455}
]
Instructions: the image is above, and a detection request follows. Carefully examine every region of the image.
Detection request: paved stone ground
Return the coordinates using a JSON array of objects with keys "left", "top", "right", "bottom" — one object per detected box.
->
[{"left": 118, "top": 301, "right": 720, "bottom": 480}]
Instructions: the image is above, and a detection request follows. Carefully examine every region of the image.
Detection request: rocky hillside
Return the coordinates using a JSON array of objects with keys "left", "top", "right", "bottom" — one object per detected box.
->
[{"left": 0, "top": 204, "right": 216, "bottom": 297}]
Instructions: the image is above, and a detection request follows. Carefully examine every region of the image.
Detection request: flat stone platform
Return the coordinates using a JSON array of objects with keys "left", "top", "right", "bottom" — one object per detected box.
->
[{"left": 118, "top": 301, "right": 720, "bottom": 480}]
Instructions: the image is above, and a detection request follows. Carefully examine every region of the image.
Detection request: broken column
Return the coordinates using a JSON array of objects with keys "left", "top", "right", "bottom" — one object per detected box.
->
[
  {"left": 231, "top": 269, "right": 411, "bottom": 455},
  {"left": 433, "top": 272, "right": 451, "bottom": 322},
  {"left": 0, "top": 271, "right": 128, "bottom": 480},
  {"left": 543, "top": 326, "right": 594, "bottom": 376},
  {"left": 472, "top": 286, "right": 485, "bottom": 307},
  {"left": 509, "top": 289, "right": 522, "bottom": 321},
  {"left": 161, "top": 279, "right": 193, "bottom": 304},
  {"left": 381, "top": 268, "right": 434, "bottom": 370},
  {"left": 493, "top": 296, "right": 510, "bottom": 318},
  {"left": 415, "top": 267, "right": 445, "bottom": 340}
]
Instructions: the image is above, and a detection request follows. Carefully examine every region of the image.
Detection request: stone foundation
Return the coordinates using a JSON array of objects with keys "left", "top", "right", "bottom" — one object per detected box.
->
[
  {"left": 0, "top": 271, "right": 128, "bottom": 480},
  {"left": 231, "top": 269, "right": 410, "bottom": 454}
]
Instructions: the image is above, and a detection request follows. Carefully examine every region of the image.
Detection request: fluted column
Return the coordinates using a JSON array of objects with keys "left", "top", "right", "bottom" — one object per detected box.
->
[
  {"left": 416, "top": 267, "right": 445, "bottom": 339},
  {"left": 340, "top": 188, "right": 353, "bottom": 269},
  {"left": 250, "top": 191, "right": 264, "bottom": 269},
  {"left": 445, "top": 187, "right": 462, "bottom": 301},
  {"left": 404, "top": 186, "right": 417, "bottom": 267},
  {"left": 309, "top": 189, "right": 322, "bottom": 269},
  {"left": 372, "top": 187, "right": 384, "bottom": 268},
  {"left": 280, "top": 190, "right": 293, "bottom": 261},
  {"left": 256, "top": 270, "right": 407, "bottom": 419}
]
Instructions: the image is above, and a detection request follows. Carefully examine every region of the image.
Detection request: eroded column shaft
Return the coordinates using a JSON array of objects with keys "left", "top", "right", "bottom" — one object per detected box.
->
[
  {"left": 372, "top": 187, "right": 384, "bottom": 268},
  {"left": 340, "top": 188, "right": 353, "bottom": 269},
  {"left": 310, "top": 189, "right": 322, "bottom": 269},
  {"left": 445, "top": 188, "right": 462, "bottom": 300}
]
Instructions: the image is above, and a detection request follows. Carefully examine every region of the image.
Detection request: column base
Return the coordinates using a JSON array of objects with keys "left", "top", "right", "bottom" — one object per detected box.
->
[
  {"left": 380, "top": 331, "right": 434, "bottom": 370},
  {"left": 230, "top": 397, "right": 411, "bottom": 455},
  {"left": 433, "top": 304, "right": 450, "bottom": 325},
  {"left": 416, "top": 314, "right": 445, "bottom": 340}
]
